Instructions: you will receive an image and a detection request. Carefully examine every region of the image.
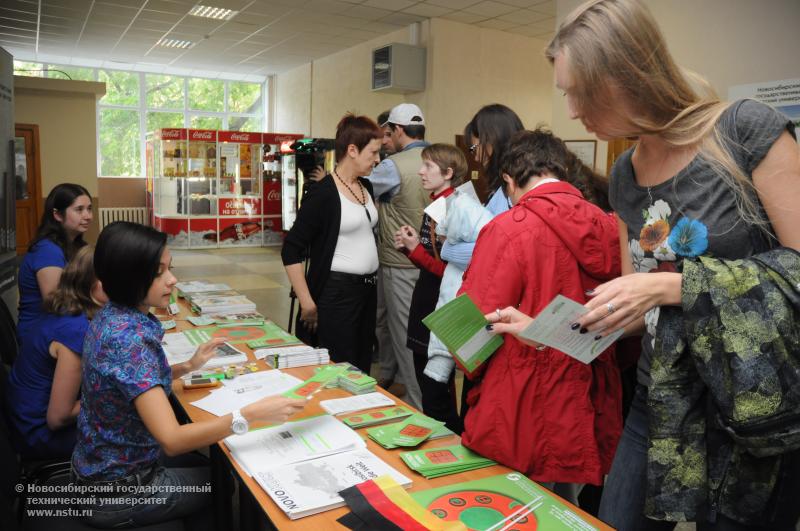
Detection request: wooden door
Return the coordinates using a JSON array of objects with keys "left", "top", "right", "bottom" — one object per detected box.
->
[
  {"left": 454, "top": 134, "right": 489, "bottom": 204},
  {"left": 606, "top": 137, "right": 638, "bottom": 174},
  {"left": 14, "top": 124, "right": 43, "bottom": 255}
]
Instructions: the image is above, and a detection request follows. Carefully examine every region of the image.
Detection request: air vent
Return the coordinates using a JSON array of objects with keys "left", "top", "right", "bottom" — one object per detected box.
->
[{"left": 371, "top": 43, "right": 425, "bottom": 93}]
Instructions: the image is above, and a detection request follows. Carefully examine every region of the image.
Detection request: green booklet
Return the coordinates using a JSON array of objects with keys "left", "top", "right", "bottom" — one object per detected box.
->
[
  {"left": 411, "top": 472, "right": 600, "bottom": 530},
  {"left": 400, "top": 444, "right": 495, "bottom": 479},
  {"left": 366, "top": 413, "right": 445, "bottom": 449},
  {"left": 181, "top": 321, "right": 301, "bottom": 348},
  {"left": 422, "top": 293, "right": 503, "bottom": 379},
  {"left": 282, "top": 364, "right": 348, "bottom": 399},
  {"left": 342, "top": 406, "right": 414, "bottom": 429}
]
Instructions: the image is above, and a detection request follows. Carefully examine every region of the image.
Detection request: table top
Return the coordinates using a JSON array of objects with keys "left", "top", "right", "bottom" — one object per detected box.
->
[{"left": 162, "top": 305, "right": 614, "bottom": 531}]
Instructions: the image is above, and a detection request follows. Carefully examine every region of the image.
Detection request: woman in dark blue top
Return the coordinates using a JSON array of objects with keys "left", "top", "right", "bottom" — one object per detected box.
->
[
  {"left": 17, "top": 183, "right": 92, "bottom": 347},
  {"left": 7, "top": 246, "right": 104, "bottom": 459}
]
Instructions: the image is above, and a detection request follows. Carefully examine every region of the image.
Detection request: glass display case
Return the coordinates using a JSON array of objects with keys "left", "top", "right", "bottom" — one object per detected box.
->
[{"left": 146, "top": 128, "right": 303, "bottom": 249}]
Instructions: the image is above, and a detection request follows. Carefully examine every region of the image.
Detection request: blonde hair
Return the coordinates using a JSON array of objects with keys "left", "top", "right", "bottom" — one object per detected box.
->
[
  {"left": 43, "top": 246, "right": 101, "bottom": 319},
  {"left": 422, "top": 143, "right": 469, "bottom": 188},
  {"left": 546, "top": 0, "right": 765, "bottom": 228}
]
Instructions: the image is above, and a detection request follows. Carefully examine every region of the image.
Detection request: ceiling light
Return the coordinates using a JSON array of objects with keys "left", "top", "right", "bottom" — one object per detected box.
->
[
  {"left": 188, "top": 5, "right": 238, "bottom": 20},
  {"left": 158, "top": 38, "right": 194, "bottom": 49}
]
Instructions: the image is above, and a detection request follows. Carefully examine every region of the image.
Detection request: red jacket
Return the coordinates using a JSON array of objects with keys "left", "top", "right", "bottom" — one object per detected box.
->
[{"left": 459, "top": 181, "right": 622, "bottom": 485}]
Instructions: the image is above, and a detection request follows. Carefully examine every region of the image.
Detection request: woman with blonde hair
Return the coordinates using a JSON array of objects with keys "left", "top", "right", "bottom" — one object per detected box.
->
[{"left": 487, "top": 0, "right": 800, "bottom": 529}]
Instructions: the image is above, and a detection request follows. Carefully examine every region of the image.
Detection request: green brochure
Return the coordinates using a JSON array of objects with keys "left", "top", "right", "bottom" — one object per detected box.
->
[
  {"left": 400, "top": 444, "right": 495, "bottom": 479},
  {"left": 366, "top": 413, "right": 445, "bottom": 449},
  {"left": 282, "top": 364, "right": 348, "bottom": 399},
  {"left": 411, "top": 472, "right": 600, "bottom": 530},
  {"left": 181, "top": 321, "right": 301, "bottom": 348},
  {"left": 422, "top": 293, "right": 503, "bottom": 379},
  {"left": 342, "top": 406, "right": 414, "bottom": 429}
]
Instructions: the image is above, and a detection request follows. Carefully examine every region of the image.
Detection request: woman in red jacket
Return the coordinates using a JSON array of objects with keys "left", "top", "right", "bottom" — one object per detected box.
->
[{"left": 459, "top": 129, "right": 622, "bottom": 504}]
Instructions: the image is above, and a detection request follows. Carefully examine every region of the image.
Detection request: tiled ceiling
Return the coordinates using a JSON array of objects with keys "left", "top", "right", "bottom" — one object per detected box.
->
[{"left": 1, "top": 0, "right": 556, "bottom": 79}]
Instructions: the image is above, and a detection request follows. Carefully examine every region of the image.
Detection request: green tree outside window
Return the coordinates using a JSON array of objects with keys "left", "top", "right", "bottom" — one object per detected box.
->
[{"left": 99, "top": 109, "right": 141, "bottom": 176}]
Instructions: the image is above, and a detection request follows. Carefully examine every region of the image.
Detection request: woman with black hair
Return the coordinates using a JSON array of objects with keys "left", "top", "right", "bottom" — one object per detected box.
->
[
  {"left": 463, "top": 104, "right": 524, "bottom": 216},
  {"left": 72, "top": 221, "right": 306, "bottom": 529},
  {"left": 17, "top": 183, "right": 92, "bottom": 347}
]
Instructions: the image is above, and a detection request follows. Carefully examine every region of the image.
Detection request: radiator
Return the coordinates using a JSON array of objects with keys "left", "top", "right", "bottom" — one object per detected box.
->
[{"left": 99, "top": 207, "right": 148, "bottom": 230}]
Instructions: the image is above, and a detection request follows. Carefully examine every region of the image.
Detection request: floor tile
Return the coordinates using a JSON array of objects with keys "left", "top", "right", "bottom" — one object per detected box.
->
[
  {"left": 239, "top": 261, "right": 289, "bottom": 275},
  {"left": 170, "top": 252, "right": 231, "bottom": 267},
  {"left": 204, "top": 274, "right": 283, "bottom": 291}
]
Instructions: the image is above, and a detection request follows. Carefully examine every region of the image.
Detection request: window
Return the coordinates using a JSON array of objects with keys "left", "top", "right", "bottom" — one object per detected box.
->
[{"left": 13, "top": 61, "right": 266, "bottom": 177}]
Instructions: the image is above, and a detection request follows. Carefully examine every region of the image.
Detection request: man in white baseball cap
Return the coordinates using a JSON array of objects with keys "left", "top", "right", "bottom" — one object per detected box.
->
[{"left": 365, "top": 102, "right": 429, "bottom": 410}]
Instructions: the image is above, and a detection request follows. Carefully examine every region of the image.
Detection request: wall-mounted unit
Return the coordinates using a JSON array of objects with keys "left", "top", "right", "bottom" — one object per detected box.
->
[{"left": 372, "top": 43, "right": 426, "bottom": 93}]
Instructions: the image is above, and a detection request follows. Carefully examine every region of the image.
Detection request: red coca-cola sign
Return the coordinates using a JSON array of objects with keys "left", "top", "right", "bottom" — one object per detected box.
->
[
  {"left": 262, "top": 133, "right": 303, "bottom": 145},
  {"left": 157, "top": 128, "right": 187, "bottom": 140},
  {"left": 188, "top": 129, "right": 216, "bottom": 141},
  {"left": 218, "top": 197, "right": 261, "bottom": 216},
  {"left": 263, "top": 180, "right": 281, "bottom": 216},
  {"left": 218, "top": 131, "right": 258, "bottom": 143}
]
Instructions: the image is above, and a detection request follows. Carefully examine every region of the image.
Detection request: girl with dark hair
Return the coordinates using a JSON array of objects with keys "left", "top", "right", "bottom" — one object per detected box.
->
[
  {"left": 282, "top": 113, "right": 383, "bottom": 373},
  {"left": 463, "top": 103, "right": 525, "bottom": 216},
  {"left": 72, "top": 221, "right": 306, "bottom": 529},
  {"left": 17, "top": 183, "right": 92, "bottom": 346},
  {"left": 7, "top": 246, "right": 105, "bottom": 459}
]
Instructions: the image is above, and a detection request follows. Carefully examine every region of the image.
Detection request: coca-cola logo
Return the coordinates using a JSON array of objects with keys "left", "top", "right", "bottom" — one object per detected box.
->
[
  {"left": 266, "top": 189, "right": 281, "bottom": 201},
  {"left": 161, "top": 129, "right": 182, "bottom": 139},
  {"left": 230, "top": 133, "right": 250, "bottom": 141},
  {"left": 191, "top": 131, "right": 214, "bottom": 140}
]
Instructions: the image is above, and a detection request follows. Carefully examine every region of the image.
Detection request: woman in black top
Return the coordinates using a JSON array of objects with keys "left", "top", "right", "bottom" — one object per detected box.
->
[{"left": 281, "top": 114, "right": 383, "bottom": 372}]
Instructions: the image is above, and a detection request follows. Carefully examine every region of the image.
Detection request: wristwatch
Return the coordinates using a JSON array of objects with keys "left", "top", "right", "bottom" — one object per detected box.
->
[{"left": 231, "top": 409, "right": 249, "bottom": 435}]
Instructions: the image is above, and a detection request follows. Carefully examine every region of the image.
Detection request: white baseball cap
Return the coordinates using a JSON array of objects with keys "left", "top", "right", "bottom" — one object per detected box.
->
[{"left": 383, "top": 103, "right": 425, "bottom": 127}]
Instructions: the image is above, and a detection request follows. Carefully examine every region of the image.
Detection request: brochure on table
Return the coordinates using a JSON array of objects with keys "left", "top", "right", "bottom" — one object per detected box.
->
[
  {"left": 190, "top": 370, "right": 303, "bottom": 417},
  {"left": 224, "top": 414, "right": 366, "bottom": 477},
  {"left": 254, "top": 449, "right": 412, "bottom": 520}
]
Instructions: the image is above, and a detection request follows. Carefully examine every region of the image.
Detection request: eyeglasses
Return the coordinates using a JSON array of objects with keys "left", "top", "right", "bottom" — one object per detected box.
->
[{"left": 468, "top": 143, "right": 479, "bottom": 154}]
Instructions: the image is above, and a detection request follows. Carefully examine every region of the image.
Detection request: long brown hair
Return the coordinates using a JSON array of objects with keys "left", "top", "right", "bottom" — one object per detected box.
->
[
  {"left": 43, "top": 246, "right": 101, "bottom": 318},
  {"left": 546, "top": 0, "right": 764, "bottom": 227}
]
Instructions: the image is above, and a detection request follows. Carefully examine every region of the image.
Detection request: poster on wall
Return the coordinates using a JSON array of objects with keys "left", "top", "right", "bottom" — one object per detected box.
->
[{"left": 728, "top": 78, "right": 800, "bottom": 142}]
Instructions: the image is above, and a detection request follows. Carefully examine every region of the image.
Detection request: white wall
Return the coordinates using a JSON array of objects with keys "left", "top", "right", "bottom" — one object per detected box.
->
[
  {"left": 551, "top": 0, "right": 800, "bottom": 174},
  {"left": 274, "top": 18, "right": 555, "bottom": 144}
]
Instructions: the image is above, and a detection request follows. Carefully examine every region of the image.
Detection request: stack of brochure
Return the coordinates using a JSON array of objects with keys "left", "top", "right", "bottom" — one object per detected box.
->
[
  {"left": 256, "top": 346, "right": 330, "bottom": 368},
  {"left": 366, "top": 413, "right": 445, "bottom": 449},
  {"left": 341, "top": 406, "right": 414, "bottom": 428},
  {"left": 254, "top": 449, "right": 412, "bottom": 520},
  {"left": 207, "top": 312, "right": 265, "bottom": 326},
  {"left": 337, "top": 371, "right": 377, "bottom": 395},
  {"left": 400, "top": 444, "right": 496, "bottom": 479},
  {"left": 175, "top": 280, "right": 232, "bottom": 297},
  {"left": 190, "top": 293, "right": 257, "bottom": 315}
]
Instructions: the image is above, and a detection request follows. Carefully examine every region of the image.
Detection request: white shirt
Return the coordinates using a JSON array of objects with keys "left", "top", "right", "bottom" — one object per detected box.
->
[{"left": 330, "top": 191, "right": 379, "bottom": 275}]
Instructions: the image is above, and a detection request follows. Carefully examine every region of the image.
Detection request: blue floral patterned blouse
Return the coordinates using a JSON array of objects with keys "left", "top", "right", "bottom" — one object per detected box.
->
[{"left": 72, "top": 302, "right": 172, "bottom": 481}]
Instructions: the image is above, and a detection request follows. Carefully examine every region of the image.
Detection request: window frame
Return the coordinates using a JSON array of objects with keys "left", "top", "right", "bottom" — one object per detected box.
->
[{"left": 13, "top": 60, "right": 267, "bottom": 178}]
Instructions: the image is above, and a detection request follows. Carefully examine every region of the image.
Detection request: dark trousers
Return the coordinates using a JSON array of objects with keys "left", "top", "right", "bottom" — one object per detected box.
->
[
  {"left": 412, "top": 349, "right": 462, "bottom": 433},
  {"left": 316, "top": 271, "right": 377, "bottom": 374}
]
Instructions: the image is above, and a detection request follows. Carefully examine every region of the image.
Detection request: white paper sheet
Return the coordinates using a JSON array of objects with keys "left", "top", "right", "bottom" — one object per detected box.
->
[
  {"left": 518, "top": 295, "right": 623, "bottom": 364},
  {"left": 423, "top": 196, "right": 448, "bottom": 224},
  {"left": 319, "top": 392, "right": 395, "bottom": 415},
  {"left": 190, "top": 370, "right": 303, "bottom": 417},
  {"left": 224, "top": 415, "right": 366, "bottom": 476}
]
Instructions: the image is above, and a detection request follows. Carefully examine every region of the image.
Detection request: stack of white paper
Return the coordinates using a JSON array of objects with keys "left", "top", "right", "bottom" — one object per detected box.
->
[
  {"left": 319, "top": 392, "right": 395, "bottom": 416},
  {"left": 256, "top": 345, "right": 330, "bottom": 368},
  {"left": 254, "top": 449, "right": 412, "bottom": 519},
  {"left": 224, "top": 415, "right": 367, "bottom": 477},
  {"left": 190, "top": 370, "right": 303, "bottom": 417}
]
